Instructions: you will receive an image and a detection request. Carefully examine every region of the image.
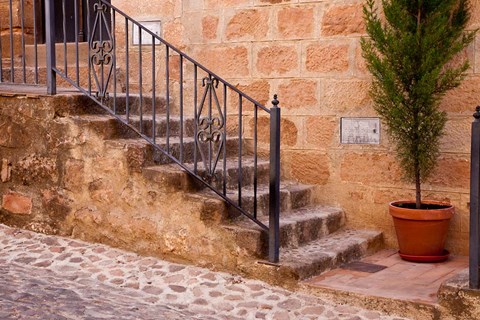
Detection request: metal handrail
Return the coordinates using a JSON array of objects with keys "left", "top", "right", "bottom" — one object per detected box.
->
[{"left": 41, "top": 0, "right": 281, "bottom": 262}]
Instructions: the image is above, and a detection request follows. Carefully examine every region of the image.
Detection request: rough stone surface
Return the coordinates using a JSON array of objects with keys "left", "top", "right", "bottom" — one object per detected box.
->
[
  {"left": 305, "top": 43, "right": 349, "bottom": 73},
  {"left": 322, "top": 4, "right": 365, "bottom": 36},
  {"left": 0, "top": 224, "right": 406, "bottom": 320},
  {"left": 2, "top": 191, "right": 33, "bottom": 215}
]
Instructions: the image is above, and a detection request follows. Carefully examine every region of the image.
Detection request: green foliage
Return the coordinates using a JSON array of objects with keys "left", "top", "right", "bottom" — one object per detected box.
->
[{"left": 361, "top": 0, "right": 476, "bottom": 207}]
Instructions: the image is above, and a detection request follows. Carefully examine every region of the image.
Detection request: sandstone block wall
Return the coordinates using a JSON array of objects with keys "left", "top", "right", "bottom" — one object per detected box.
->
[{"left": 110, "top": 0, "right": 480, "bottom": 255}]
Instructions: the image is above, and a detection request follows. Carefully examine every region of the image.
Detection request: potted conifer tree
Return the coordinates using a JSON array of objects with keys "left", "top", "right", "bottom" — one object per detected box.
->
[{"left": 361, "top": 0, "right": 476, "bottom": 262}]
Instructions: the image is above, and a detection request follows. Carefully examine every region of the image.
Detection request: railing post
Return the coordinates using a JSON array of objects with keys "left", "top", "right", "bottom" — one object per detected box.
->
[
  {"left": 45, "top": 0, "right": 56, "bottom": 95},
  {"left": 470, "top": 106, "right": 480, "bottom": 289},
  {"left": 269, "top": 95, "right": 281, "bottom": 263}
]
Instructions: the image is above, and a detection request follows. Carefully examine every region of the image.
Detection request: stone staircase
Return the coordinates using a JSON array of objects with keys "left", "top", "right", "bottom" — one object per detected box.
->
[{"left": 67, "top": 92, "right": 384, "bottom": 283}]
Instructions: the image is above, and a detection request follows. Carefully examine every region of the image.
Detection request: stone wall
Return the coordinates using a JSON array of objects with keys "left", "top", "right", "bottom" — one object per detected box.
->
[
  {"left": 0, "top": 93, "right": 256, "bottom": 272},
  {"left": 110, "top": 0, "right": 480, "bottom": 255}
]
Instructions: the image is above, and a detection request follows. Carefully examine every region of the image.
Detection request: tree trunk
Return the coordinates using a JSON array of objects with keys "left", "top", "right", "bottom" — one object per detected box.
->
[{"left": 415, "top": 167, "right": 421, "bottom": 209}]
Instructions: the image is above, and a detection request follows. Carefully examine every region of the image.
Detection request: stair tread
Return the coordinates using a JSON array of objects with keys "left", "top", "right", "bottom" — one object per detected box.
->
[
  {"left": 280, "top": 229, "right": 382, "bottom": 266},
  {"left": 229, "top": 205, "right": 343, "bottom": 230},
  {"left": 224, "top": 182, "right": 314, "bottom": 197},
  {"left": 144, "top": 156, "right": 269, "bottom": 174}
]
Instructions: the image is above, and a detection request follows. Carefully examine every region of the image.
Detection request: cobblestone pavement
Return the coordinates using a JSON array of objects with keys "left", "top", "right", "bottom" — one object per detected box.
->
[{"left": 0, "top": 224, "right": 407, "bottom": 320}]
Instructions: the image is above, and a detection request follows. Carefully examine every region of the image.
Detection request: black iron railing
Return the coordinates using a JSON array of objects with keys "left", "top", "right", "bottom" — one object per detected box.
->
[
  {"left": 470, "top": 106, "right": 480, "bottom": 288},
  {"left": 0, "top": 0, "right": 281, "bottom": 262}
]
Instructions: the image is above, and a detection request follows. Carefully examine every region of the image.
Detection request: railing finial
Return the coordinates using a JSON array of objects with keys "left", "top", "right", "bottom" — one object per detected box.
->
[
  {"left": 272, "top": 94, "right": 279, "bottom": 107},
  {"left": 474, "top": 106, "right": 480, "bottom": 120}
]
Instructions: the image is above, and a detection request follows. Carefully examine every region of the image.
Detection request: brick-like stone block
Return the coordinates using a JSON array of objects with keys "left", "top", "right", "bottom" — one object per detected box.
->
[
  {"left": 289, "top": 151, "right": 330, "bottom": 185},
  {"left": 277, "top": 79, "right": 318, "bottom": 111},
  {"left": 322, "top": 4, "right": 365, "bottom": 36},
  {"left": 277, "top": 6, "right": 314, "bottom": 39},
  {"left": 306, "top": 116, "right": 337, "bottom": 148},
  {"left": 1, "top": 159, "right": 12, "bottom": 182},
  {"left": 63, "top": 159, "right": 85, "bottom": 191},
  {"left": 163, "top": 20, "right": 186, "bottom": 49},
  {"left": 440, "top": 76, "right": 480, "bottom": 113},
  {"left": 340, "top": 152, "right": 403, "bottom": 185},
  {"left": 2, "top": 191, "right": 32, "bottom": 214},
  {"left": 226, "top": 9, "right": 269, "bottom": 41},
  {"left": 195, "top": 45, "right": 250, "bottom": 78},
  {"left": 256, "top": 44, "right": 298, "bottom": 76},
  {"left": 322, "top": 79, "right": 371, "bottom": 112},
  {"left": 305, "top": 42, "right": 349, "bottom": 73},
  {"left": 202, "top": 15, "right": 219, "bottom": 40},
  {"left": 235, "top": 79, "right": 271, "bottom": 106},
  {"left": 429, "top": 156, "right": 470, "bottom": 189},
  {"left": 251, "top": 116, "right": 297, "bottom": 147}
]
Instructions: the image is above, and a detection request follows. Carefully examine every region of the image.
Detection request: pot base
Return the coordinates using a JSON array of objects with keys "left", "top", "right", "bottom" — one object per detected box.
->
[{"left": 398, "top": 250, "right": 449, "bottom": 263}]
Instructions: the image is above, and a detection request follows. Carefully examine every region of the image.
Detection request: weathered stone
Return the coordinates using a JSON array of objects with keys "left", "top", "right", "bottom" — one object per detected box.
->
[
  {"left": 306, "top": 42, "right": 349, "bottom": 73},
  {"left": 2, "top": 191, "right": 33, "bottom": 215},
  {"left": 340, "top": 153, "right": 403, "bottom": 185},
  {"left": 256, "top": 45, "right": 298, "bottom": 76},
  {"left": 226, "top": 9, "right": 269, "bottom": 40},
  {"left": 1, "top": 159, "right": 12, "bottom": 182},
  {"left": 15, "top": 154, "right": 57, "bottom": 185},
  {"left": 195, "top": 45, "right": 249, "bottom": 78},
  {"left": 430, "top": 156, "right": 469, "bottom": 189},
  {"left": 277, "top": 79, "right": 318, "bottom": 110},
  {"left": 202, "top": 16, "right": 219, "bottom": 40},
  {"left": 322, "top": 79, "right": 371, "bottom": 111},
  {"left": 250, "top": 116, "right": 297, "bottom": 147},
  {"left": 306, "top": 116, "right": 337, "bottom": 148},
  {"left": 322, "top": 4, "right": 365, "bottom": 36},
  {"left": 63, "top": 159, "right": 85, "bottom": 191},
  {"left": 277, "top": 6, "right": 314, "bottom": 39},
  {"left": 289, "top": 151, "right": 330, "bottom": 185}
]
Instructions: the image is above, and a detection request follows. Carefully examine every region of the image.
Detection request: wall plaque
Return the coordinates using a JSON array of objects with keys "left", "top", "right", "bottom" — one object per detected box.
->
[
  {"left": 132, "top": 21, "right": 161, "bottom": 45},
  {"left": 340, "top": 117, "right": 380, "bottom": 144}
]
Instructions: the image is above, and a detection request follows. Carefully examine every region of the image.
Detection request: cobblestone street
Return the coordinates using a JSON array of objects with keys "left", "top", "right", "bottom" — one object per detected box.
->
[{"left": 0, "top": 224, "right": 407, "bottom": 319}]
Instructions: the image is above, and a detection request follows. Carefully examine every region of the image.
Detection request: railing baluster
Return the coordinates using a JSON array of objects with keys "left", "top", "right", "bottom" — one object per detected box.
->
[
  {"left": 74, "top": 0, "right": 80, "bottom": 85},
  {"left": 125, "top": 18, "right": 129, "bottom": 123},
  {"left": 223, "top": 84, "right": 227, "bottom": 196},
  {"left": 33, "top": 0, "right": 38, "bottom": 84},
  {"left": 45, "top": 0, "right": 56, "bottom": 94},
  {"left": 112, "top": 10, "right": 117, "bottom": 114},
  {"left": 269, "top": 95, "right": 281, "bottom": 264},
  {"left": 254, "top": 104, "right": 258, "bottom": 219},
  {"left": 238, "top": 94, "right": 242, "bottom": 207},
  {"left": 470, "top": 106, "right": 480, "bottom": 289},
  {"left": 180, "top": 55, "right": 184, "bottom": 163},
  {"left": 8, "top": 0, "right": 14, "bottom": 82},
  {"left": 139, "top": 28, "right": 143, "bottom": 134},
  {"left": 193, "top": 65, "right": 198, "bottom": 174},
  {"left": 166, "top": 46, "right": 170, "bottom": 153},
  {"left": 20, "top": 0, "right": 26, "bottom": 83},
  {"left": 87, "top": 0, "right": 92, "bottom": 95},
  {"left": 152, "top": 37, "right": 156, "bottom": 144},
  {"left": 62, "top": 0, "right": 67, "bottom": 77},
  {"left": 0, "top": 17, "right": 3, "bottom": 82}
]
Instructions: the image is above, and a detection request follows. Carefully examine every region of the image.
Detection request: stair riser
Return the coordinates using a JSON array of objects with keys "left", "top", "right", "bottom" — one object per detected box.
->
[
  {"left": 104, "top": 96, "right": 168, "bottom": 115},
  {"left": 127, "top": 117, "right": 195, "bottom": 139},
  {"left": 228, "top": 187, "right": 313, "bottom": 218},
  {"left": 107, "top": 138, "right": 240, "bottom": 171},
  {"left": 227, "top": 212, "right": 345, "bottom": 258}
]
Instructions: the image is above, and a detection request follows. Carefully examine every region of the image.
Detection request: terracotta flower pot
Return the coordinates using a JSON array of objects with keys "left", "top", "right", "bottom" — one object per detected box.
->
[{"left": 389, "top": 200, "right": 454, "bottom": 261}]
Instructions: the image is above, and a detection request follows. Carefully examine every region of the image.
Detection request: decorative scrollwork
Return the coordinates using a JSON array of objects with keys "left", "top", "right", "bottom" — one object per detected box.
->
[
  {"left": 196, "top": 76, "right": 225, "bottom": 178},
  {"left": 93, "top": 3, "right": 108, "bottom": 12},
  {"left": 90, "top": 41, "right": 113, "bottom": 66}
]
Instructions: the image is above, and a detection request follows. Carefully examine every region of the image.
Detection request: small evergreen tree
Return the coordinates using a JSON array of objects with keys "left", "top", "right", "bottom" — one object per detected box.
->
[{"left": 361, "top": 0, "right": 476, "bottom": 209}]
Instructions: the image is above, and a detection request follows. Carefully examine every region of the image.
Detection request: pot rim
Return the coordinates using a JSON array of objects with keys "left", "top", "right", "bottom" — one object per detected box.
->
[{"left": 389, "top": 200, "right": 454, "bottom": 221}]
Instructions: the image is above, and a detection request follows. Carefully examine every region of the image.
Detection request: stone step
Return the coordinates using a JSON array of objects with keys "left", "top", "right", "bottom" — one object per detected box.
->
[
  {"left": 223, "top": 206, "right": 345, "bottom": 257},
  {"left": 103, "top": 94, "right": 169, "bottom": 115},
  {"left": 279, "top": 229, "right": 383, "bottom": 280},
  {"left": 104, "top": 137, "right": 240, "bottom": 170},
  {"left": 225, "top": 182, "right": 315, "bottom": 218},
  {"left": 124, "top": 115, "right": 195, "bottom": 139},
  {"left": 142, "top": 157, "right": 270, "bottom": 192}
]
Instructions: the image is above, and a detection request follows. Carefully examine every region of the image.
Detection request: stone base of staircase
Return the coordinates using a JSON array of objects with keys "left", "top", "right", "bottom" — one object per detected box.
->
[{"left": 0, "top": 89, "right": 385, "bottom": 290}]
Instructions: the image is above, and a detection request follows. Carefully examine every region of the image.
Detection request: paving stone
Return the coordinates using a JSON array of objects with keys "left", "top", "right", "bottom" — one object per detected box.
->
[{"left": 0, "top": 224, "right": 406, "bottom": 320}]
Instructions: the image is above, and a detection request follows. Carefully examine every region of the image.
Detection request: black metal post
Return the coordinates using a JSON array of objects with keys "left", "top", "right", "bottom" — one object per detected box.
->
[
  {"left": 45, "top": 0, "right": 56, "bottom": 95},
  {"left": 470, "top": 106, "right": 480, "bottom": 289},
  {"left": 269, "top": 95, "right": 281, "bottom": 263}
]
